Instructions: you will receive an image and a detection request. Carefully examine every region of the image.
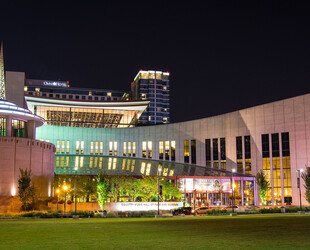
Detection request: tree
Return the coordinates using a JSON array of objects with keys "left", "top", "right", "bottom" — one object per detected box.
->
[
  {"left": 18, "top": 168, "right": 35, "bottom": 211},
  {"left": 96, "top": 173, "right": 110, "bottom": 209},
  {"left": 256, "top": 170, "right": 270, "bottom": 205},
  {"left": 302, "top": 166, "right": 310, "bottom": 203}
]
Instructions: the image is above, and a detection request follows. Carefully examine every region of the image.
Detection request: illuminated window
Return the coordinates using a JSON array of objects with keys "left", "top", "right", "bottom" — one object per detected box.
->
[
  {"left": 56, "top": 140, "right": 60, "bottom": 153},
  {"left": 24, "top": 86, "right": 28, "bottom": 91},
  {"left": 0, "top": 118, "right": 7, "bottom": 136},
  {"left": 142, "top": 141, "right": 147, "bottom": 158},
  {"left": 146, "top": 163, "right": 151, "bottom": 175},
  {"left": 113, "top": 158, "right": 117, "bottom": 169},
  {"left": 80, "top": 156, "right": 84, "bottom": 167},
  {"left": 35, "top": 88, "right": 40, "bottom": 92},
  {"left": 99, "top": 157, "right": 103, "bottom": 169},
  {"left": 107, "top": 92, "right": 112, "bottom": 97},
  {"left": 100, "top": 142, "right": 103, "bottom": 154},
  {"left": 76, "top": 141, "right": 80, "bottom": 154},
  {"left": 95, "top": 141, "right": 99, "bottom": 154},
  {"left": 114, "top": 141, "right": 118, "bottom": 156},
  {"left": 81, "top": 141, "right": 84, "bottom": 154},
  {"left": 133, "top": 142, "right": 136, "bottom": 157},
  {"left": 61, "top": 140, "right": 65, "bottom": 153},
  {"left": 165, "top": 141, "right": 170, "bottom": 160},
  {"left": 90, "top": 141, "right": 94, "bottom": 154},
  {"left": 148, "top": 141, "right": 152, "bottom": 158},
  {"left": 128, "top": 142, "right": 131, "bottom": 156},
  {"left": 123, "top": 142, "right": 127, "bottom": 156},
  {"left": 184, "top": 140, "right": 189, "bottom": 163},
  {"left": 109, "top": 141, "right": 113, "bottom": 155},
  {"left": 122, "top": 159, "right": 126, "bottom": 170},
  {"left": 66, "top": 140, "right": 70, "bottom": 153},
  {"left": 159, "top": 141, "right": 164, "bottom": 159},
  {"left": 148, "top": 116, "right": 151, "bottom": 121},
  {"left": 56, "top": 156, "right": 59, "bottom": 167},
  {"left": 90, "top": 157, "right": 93, "bottom": 168},
  {"left": 141, "top": 162, "right": 146, "bottom": 174},
  {"left": 94, "top": 157, "right": 98, "bottom": 168},
  {"left": 89, "top": 91, "right": 92, "bottom": 96},
  {"left": 171, "top": 141, "right": 176, "bottom": 161},
  {"left": 75, "top": 156, "right": 79, "bottom": 168},
  {"left": 65, "top": 156, "right": 69, "bottom": 167},
  {"left": 163, "top": 86, "right": 167, "bottom": 90}
]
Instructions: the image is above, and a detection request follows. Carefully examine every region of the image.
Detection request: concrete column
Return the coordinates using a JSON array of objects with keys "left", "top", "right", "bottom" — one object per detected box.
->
[
  {"left": 6, "top": 116, "right": 12, "bottom": 136},
  {"left": 26, "top": 120, "right": 36, "bottom": 139}
]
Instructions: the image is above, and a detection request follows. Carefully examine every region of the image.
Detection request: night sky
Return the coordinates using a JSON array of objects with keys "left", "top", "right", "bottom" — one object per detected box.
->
[{"left": 1, "top": 1, "right": 310, "bottom": 123}]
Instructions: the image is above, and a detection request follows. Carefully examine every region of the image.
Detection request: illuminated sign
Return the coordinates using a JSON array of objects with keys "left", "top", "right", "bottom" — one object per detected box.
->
[
  {"left": 43, "top": 81, "right": 68, "bottom": 87},
  {"left": 105, "top": 202, "right": 182, "bottom": 211}
]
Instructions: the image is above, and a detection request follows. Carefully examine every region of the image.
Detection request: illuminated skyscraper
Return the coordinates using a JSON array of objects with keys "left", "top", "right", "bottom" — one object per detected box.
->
[{"left": 131, "top": 70, "right": 170, "bottom": 125}]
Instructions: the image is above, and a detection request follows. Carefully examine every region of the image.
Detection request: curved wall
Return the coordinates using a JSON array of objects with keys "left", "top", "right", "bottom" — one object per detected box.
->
[{"left": 0, "top": 137, "right": 55, "bottom": 196}]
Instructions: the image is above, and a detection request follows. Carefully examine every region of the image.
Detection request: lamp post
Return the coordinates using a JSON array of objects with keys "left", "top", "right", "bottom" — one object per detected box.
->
[
  {"left": 297, "top": 169, "right": 303, "bottom": 211},
  {"left": 75, "top": 167, "right": 78, "bottom": 216},
  {"left": 63, "top": 185, "right": 68, "bottom": 214},
  {"left": 231, "top": 168, "right": 236, "bottom": 214},
  {"left": 56, "top": 189, "right": 60, "bottom": 212},
  {"left": 157, "top": 168, "right": 162, "bottom": 216}
]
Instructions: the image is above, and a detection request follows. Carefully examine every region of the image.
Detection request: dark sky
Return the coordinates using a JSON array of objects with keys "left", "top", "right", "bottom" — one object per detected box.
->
[{"left": 1, "top": 1, "right": 310, "bottom": 123}]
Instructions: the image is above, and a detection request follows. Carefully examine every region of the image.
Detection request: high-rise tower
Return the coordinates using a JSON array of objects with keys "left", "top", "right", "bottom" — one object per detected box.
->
[
  {"left": 131, "top": 70, "right": 170, "bottom": 125},
  {"left": 0, "top": 42, "right": 5, "bottom": 100}
]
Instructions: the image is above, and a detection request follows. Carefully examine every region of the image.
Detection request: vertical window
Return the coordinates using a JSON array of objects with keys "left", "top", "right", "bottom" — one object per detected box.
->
[
  {"left": 65, "top": 156, "right": 69, "bottom": 167},
  {"left": 60, "top": 156, "right": 64, "bottom": 167},
  {"left": 100, "top": 141, "right": 103, "bottom": 155},
  {"left": 76, "top": 141, "right": 80, "bottom": 154},
  {"left": 80, "top": 156, "right": 84, "bottom": 167},
  {"left": 142, "top": 141, "right": 147, "bottom": 158},
  {"left": 205, "top": 139, "right": 211, "bottom": 167},
  {"left": 236, "top": 136, "right": 243, "bottom": 173},
  {"left": 56, "top": 140, "right": 60, "bottom": 153},
  {"left": 262, "top": 134, "right": 271, "bottom": 202},
  {"left": 128, "top": 142, "right": 132, "bottom": 156},
  {"left": 272, "top": 133, "right": 280, "bottom": 157},
  {"left": 148, "top": 141, "right": 152, "bottom": 158},
  {"left": 66, "top": 140, "right": 70, "bottom": 153},
  {"left": 133, "top": 142, "right": 136, "bottom": 157},
  {"left": 94, "top": 157, "right": 98, "bottom": 168},
  {"left": 165, "top": 141, "right": 170, "bottom": 160},
  {"left": 272, "top": 133, "right": 281, "bottom": 203},
  {"left": 90, "top": 141, "right": 94, "bottom": 154},
  {"left": 262, "top": 134, "right": 270, "bottom": 158},
  {"left": 244, "top": 136, "right": 251, "bottom": 174},
  {"left": 90, "top": 157, "right": 93, "bottom": 168},
  {"left": 109, "top": 141, "right": 113, "bottom": 155},
  {"left": 0, "top": 118, "right": 6, "bottom": 136},
  {"left": 191, "top": 140, "right": 196, "bottom": 164},
  {"left": 80, "top": 141, "right": 84, "bottom": 154},
  {"left": 184, "top": 140, "right": 189, "bottom": 163},
  {"left": 56, "top": 156, "right": 59, "bottom": 167},
  {"left": 114, "top": 141, "right": 117, "bottom": 155},
  {"left": 282, "top": 132, "right": 292, "bottom": 204},
  {"left": 75, "top": 156, "right": 79, "bottom": 168},
  {"left": 213, "top": 139, "right": 218, "bottom": 168},
  {"left": 159, "top": 141, "right": 164, "bottom": 159},
  {"left": 61, "top": 140, "right": 65, "bottom": 153},
  {"left": 220, "top": 138, "right": 226, "bottom": 170},
  {"left": 171, "top": 141, "right": 176, "bottom": 161},
  {"left": 99, "top": 157, "right": 103, "bottom": 168},
  {"left": 95, "top": 141, "right": 99, "bottom": 154},
  {"left": 123, "top": 142, "right": 127, "bottom": 156}
]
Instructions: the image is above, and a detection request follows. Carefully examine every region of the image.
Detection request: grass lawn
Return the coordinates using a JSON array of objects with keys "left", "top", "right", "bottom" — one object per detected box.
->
[{"left": 0, "top": 214, "right": 309, "bottom": 249}]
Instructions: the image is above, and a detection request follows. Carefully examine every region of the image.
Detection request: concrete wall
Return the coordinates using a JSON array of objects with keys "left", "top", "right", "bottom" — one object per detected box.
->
[
  {"left": 5, "top": 71, "right": 25, "bottom": 107},
  {"left": 0, "top": 137, "right": 55, "bottom": 196}
]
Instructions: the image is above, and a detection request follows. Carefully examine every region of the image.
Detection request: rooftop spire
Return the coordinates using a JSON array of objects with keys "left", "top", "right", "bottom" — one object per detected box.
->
[{"left": 0, "top": 42, "right": 5, "bottom": 100}]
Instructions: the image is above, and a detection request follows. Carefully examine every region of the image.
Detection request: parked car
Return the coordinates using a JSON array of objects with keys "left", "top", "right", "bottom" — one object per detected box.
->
[
  {"left": 193, "top": 206, "right": 210, "bottom": 215},
  {"left": 171, "top": 207, "right": 192, "bottom": 215},
  {"left": 222, "top": 205, "right": 239, "bottom": 210},
  {"left": 94, "top": 210, "right": 107, "bottom": 217}
]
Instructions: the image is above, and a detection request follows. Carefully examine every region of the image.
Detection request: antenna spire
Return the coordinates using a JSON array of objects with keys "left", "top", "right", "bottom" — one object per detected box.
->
[{"left": 0, "top": 42, "right": 6, "bottom": 100}]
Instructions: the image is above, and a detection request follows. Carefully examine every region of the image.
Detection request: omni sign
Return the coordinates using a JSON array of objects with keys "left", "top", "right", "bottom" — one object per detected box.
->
[{"left": 43, "top": 81, "right": 67, "bottom": 87}]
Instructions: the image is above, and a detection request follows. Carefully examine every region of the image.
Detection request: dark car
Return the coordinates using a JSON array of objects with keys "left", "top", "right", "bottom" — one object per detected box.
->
[{"left": 172, "top": 207, "right": 192, "bottom": 215}]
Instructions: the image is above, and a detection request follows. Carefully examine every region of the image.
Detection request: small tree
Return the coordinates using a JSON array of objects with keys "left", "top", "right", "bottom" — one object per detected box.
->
[
  {"left": 18, "top": 168, "right": 35, "bottom": 211},
  {"left": 301, "top": 166, "right": 310, "bottom": 203},
  {"left": 256, "top": 170, "right": 270, "bottom": 205},
  {"left": 96, "top": 173, "right": 109, "bottom": 210}
]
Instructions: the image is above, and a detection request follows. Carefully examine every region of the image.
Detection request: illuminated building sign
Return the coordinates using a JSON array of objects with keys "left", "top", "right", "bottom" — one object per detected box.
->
[{"left": 43, "top": 81, "right": 68, "bottom": 87}]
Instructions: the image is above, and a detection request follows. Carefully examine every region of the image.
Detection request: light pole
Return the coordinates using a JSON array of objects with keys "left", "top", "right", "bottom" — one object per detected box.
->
[
  {"left": 297, "top": 169, "right": 303, "bottom": 211},
  {"left": 63, "top": 185, "right": 68, "bottom": 214},
  {"left": 75, "top": 167, "right": 78, "bottom": 216},
  {"left": 231, "top": 168, "right": 236, "bottom": 214},
  {"left": 157, "top": 168, "right": 162, "bottom": 216},
  {"left": 56, "top": 189, "right": 60, "bottom": 212}
]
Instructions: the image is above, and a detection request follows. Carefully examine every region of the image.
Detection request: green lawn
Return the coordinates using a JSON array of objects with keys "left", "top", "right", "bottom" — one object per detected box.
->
[{"left": 0, "top": 214, "right": 309, "bottom": 249}]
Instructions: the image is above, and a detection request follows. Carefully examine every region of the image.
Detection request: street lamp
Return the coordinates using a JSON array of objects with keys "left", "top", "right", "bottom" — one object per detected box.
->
[
  {"left": 74, "top": 167, "right": 78, "bottom": 216},
  {"left": 231, "top": 168, "right": 236, "bottom": 214},
  {"left": 56, "top": 189, "right": 60, "bottom": 212},
  {"left": 63, "top": 184, "right": 68, "bottom": 214},
  {"left": 297, "top": 169, "right": 303, "bottom": 211},
  {"left": 157, "top": 168, "right": 162, "bottom": 216}
]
